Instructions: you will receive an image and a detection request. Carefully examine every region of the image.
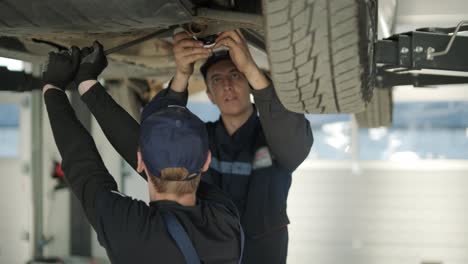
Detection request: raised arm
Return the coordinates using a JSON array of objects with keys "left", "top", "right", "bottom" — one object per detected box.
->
[
  {"left": 78, "top": 31, "right": 209, "bottom": 179},
  {"left": 79, "top": 81, "right": 189, "bottom": 180},
  {"left": 214, "top": 30, "right": 313, "bottom": 171},
  {"left": 252, "top": 85, "right": 313, "bottom": 172},
  {"left": 79, "top": 81, "right": 143, "bottom": 178},
  {"left": 41, "top": 49, "right": 117, "bottom": 228},
  {"left": 44, "top": 87, "right": 118, "bottom": 228}
]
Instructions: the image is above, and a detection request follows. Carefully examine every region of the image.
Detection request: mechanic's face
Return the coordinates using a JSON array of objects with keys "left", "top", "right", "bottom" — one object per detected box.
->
[{"left": 206, "top": 60, "right": 252, "bottom": 117}]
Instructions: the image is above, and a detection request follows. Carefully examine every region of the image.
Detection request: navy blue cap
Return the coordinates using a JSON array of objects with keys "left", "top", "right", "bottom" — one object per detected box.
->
[{"left": 140, "top": 96, "right": 209, "bottom": 181}]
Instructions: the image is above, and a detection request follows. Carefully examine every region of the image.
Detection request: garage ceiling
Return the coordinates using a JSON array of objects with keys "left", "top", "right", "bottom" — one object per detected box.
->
[{"left": 395, "top": 0, "right": 468, "bottom": 31}]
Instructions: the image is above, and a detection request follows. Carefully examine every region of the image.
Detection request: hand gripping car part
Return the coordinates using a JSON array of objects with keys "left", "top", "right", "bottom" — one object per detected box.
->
[{"left": 173, "top": 26, "right": 218, "bottom": 48}]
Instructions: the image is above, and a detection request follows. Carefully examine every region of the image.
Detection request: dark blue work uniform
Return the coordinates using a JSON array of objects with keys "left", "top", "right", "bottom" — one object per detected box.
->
[
  {"left": 44, "top": 89, "right": 242, "bottom": 264},
  {"left": 81, "top": 81, "right": 313, "bottom": 263}
]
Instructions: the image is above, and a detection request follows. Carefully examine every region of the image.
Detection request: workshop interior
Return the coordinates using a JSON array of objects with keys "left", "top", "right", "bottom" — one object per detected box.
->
[{"left": 0, "top": 0, "right": 468, "bottom": 263}]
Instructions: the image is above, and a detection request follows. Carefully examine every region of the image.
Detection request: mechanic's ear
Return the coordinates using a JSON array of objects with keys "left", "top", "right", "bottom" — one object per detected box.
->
[
  {"left": 201, "top": 151, "right": 211, "bottom": 172},
  {"left": 137, "top": 150, "right": 146, "bottom": 173}
]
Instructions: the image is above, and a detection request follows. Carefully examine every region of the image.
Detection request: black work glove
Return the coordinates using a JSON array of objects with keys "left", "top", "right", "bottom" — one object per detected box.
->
[
  {"left": 42, "top": 46, "right": 80, "bottom": 89},
  {"left": 75, "top": 41, "right": 108, "bottom": 85}
]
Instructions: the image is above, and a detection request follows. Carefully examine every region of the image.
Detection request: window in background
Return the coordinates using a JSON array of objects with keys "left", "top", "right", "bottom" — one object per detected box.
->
[
  {"left": 187, "top": 88, "right": 353, "bottom": 161},
  {"left": 0, "top": 57, "right": 24, "bottom": 71},
  {"left": 306, "top": 114, "right": 352, "bottom": 160},
  {"left": 0, "top": 57, "right": 25, "bottom": 158},
  {"left": 187, "top": 101, "right": 220, "bottom": 123},
  {"left": 0, "top": 104, "right": 20, "bottom": 158},
  {"left": 359, "top": 101, "right": 468, "bottom": 160}
]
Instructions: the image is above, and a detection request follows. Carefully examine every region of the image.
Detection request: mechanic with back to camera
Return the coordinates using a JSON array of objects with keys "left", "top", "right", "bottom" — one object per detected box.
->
[
  {"left": 79, "top": 30, "right": 314, "bottom": 263},
  {"left": 41, "top": 43, "right": 243, "bottom": 264}
]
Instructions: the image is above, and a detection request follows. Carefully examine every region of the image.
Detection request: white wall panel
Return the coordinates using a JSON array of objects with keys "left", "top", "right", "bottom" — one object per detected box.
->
[
  {"left": 287, "top": 161, "right": 468, "bottom": 264},
  {"left": 0, "top": 93, "right": 31, "bottom": 264}
]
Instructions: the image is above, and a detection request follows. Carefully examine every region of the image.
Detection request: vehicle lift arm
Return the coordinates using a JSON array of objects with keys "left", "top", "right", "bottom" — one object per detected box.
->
[{"left": 375, "top": 21, "right": 468, "bottom": 88}]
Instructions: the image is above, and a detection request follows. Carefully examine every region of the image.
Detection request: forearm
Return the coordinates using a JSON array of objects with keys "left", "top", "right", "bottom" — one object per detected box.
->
[
  {"left": 170, "top": 71, "right": 191, "bottom": 93},
  {"left": 80, "top": 82, "right": 144, "bottom": 179},
  {"left": 43, "top": 88, "right": 117, "bottom": 227},
  {"left": 80, "top": 81, "right": 189, "bottom": 180},
  {"left": 167, "top": 76, "right": 190, "bottom": 103},
  {"left": 252, "top": 85, "right": 313, "bottom": 171},
  {"left": 78, "top": 80, "right": 98, "bottom": 95},
  {"left": 244, "top": 65, "right": 270, "bottom": 90},
  {"left": 44, "top": 88, "right": 108, "bottom": 177}
]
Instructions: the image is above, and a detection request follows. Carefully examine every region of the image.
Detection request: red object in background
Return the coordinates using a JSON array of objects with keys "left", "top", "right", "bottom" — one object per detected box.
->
[
  {"left": 52, "top": 161, "right": 68, "bottom": 190},
  {"left": 53, "top": 161, "right": 64, "bottom": 178}
]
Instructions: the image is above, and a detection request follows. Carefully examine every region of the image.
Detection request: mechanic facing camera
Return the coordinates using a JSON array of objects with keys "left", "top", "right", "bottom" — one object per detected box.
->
[
  {"left": 79, "top": 30, "right": 313, "bottom": 263},
  {"left": 41, "top": 42, "right": 244, "bottom": 264}
]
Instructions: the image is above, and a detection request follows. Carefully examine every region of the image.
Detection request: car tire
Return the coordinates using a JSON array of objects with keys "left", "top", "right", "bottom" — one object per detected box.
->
[
  {"left": 262, "top": 0, "right": 377, "bottom": 114},
  {"left": 355, "top": 88, "right": 392, "bottom": 128}
]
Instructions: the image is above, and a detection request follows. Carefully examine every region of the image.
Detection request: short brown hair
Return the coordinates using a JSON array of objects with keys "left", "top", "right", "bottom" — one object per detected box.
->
[{"left": 149, "top": 167, "right": 200, "bottom": 195}]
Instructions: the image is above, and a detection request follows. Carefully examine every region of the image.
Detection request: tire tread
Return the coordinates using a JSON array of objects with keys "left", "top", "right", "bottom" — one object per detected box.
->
[{"left": 264, "top": 0, "right": 371, "bottom": 114}]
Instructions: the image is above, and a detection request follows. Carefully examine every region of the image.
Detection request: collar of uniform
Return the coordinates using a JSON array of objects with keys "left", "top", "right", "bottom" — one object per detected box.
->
[
  {"left": 149, "top": 199, "right": 199, "bottom": 209},
  {"left": 216, "top": 104, "right": 258, "bottom": 146}
]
